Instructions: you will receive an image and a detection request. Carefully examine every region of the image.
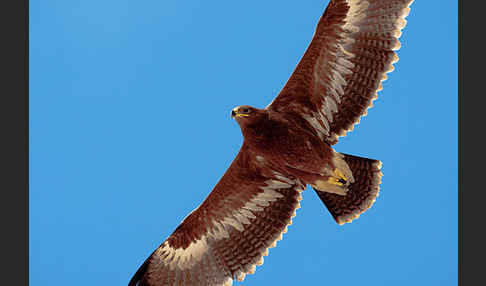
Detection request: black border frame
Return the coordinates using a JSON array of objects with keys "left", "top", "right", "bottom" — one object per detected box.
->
[
  {"left": 459, "top": 1, "right": 483, "bottom": 286},
  {"left": 1, "top": 0, "right": 28, "bottom": 284}
]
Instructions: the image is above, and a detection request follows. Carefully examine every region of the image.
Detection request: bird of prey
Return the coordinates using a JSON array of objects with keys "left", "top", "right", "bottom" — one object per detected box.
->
[{"left": 129, "top": 0, "right": 413, "bottom": 285}]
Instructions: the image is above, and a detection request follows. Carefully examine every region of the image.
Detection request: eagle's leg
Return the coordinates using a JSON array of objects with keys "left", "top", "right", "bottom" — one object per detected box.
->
[
  {"left": 310, "top": 173, "right": 349, "bottom": 196},
  {"left": 291, "top": 169, "right": 352, "bottom": 196},
  {"left": 309, "top": 152, "right": 355, "bottom": 196},
  {"left": 328, "top": 169, "right": 350, "bottom": 187}
]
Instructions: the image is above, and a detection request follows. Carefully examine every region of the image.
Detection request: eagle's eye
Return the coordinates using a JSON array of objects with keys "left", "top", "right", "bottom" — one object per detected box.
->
[{"left": 241, "top": 108, "right": 250, "bottom": 114}]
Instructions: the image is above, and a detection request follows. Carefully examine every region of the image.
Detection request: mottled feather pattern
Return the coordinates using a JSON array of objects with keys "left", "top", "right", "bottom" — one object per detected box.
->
[
  {"left": 132, "top": 148, "right": 305, "bottom": 286},
  {"left": 269, "top": 0, "right": 414, "bottom": 145},
  {"left": 213, "top": 187, "right": 303, "bottom": 283},
  {"left": 140, "top": 188, "right": 304, "bottom": 285}
]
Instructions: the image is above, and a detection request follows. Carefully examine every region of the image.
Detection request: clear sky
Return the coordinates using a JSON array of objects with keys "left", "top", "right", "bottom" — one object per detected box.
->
[{"left": 30, "top": 1, "right": 457, "bottom": 285}]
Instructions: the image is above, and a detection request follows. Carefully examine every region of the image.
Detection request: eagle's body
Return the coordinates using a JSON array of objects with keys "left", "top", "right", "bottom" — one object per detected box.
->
[
  {"left": 239, "top": 108, "right": 334, "bottom": 175},
  {"left": 129, "top": 1, "right": 414, "bottom": 285}
]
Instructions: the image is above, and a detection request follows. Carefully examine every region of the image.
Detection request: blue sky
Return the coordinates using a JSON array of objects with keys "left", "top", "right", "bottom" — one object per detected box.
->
[{"left": 30, "top": 1, "right": 457, "bottom": 285}]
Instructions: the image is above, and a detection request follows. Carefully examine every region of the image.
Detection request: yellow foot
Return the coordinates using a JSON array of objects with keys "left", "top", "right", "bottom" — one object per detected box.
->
[
  {"left": 313, "top": 179, "right": 347, "bottom": 196},
  {"left": 327, "top": 169, "right": 348, "bottom": 186}
]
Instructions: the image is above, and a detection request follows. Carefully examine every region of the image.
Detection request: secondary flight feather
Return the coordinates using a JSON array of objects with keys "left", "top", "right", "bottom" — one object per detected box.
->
[{"left": 129, "top": 1, "right": 414, "bottom": 285}]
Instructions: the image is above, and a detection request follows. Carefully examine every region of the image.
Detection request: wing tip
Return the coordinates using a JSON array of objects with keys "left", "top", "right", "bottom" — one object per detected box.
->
[{"left": 128, "top": 257, "right": 151, "bottom": 286}]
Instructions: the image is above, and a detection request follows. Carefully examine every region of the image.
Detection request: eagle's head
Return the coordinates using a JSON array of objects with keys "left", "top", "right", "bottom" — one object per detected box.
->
[
  {"left": 231, "top": 105, "right": 269, "bottom": 141},
  {"left": 231, "top": 105, "right": 265, "bottom": 126}
]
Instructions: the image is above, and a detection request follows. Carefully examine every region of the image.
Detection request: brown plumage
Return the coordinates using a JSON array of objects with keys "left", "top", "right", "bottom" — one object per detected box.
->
[{"left": 129, "top": 1, "right": 413, "bottom": 285}]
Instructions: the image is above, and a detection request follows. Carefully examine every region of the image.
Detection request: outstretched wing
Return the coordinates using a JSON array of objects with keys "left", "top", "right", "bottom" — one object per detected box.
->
[
  {"left": 129, "top": 145, "right": 305, "bottom": 286},
  {"left": 268, "top": 0, "right": 413, "bottom": 144}
]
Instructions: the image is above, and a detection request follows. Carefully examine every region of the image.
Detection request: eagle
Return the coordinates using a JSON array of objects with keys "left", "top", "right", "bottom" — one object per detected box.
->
[{"left": 129, "top": 0, "right": 413, "bottom": 285}]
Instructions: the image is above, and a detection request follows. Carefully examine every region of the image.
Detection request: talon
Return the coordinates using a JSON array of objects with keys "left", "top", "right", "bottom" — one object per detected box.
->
[
  {"left": 328, "top": 177, "right": 344, "bottom": 186},
  {"left": 327, "top": 169, "right": 349, "bottom": 186},
  {"left": 334, "top": 169, "right": 347, "bottom": 181}
]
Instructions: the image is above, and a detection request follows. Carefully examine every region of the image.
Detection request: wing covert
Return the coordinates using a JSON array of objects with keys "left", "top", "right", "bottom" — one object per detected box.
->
[
  {"left": 129, "top": 146, "right": 305, "bottom": 286},
  {"left": 268, "top": 0, "right": 413, "bottom": 144}
]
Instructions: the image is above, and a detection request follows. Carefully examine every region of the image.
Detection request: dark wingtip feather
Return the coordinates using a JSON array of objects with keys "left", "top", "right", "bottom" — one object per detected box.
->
[{"left": 128, "top": 257, "right": 151, "bottom": 286}]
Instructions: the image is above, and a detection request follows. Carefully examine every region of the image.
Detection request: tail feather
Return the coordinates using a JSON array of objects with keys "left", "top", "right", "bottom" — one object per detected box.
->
[{"left": 314, "top": 153, "right": 383, "bottom": 225}]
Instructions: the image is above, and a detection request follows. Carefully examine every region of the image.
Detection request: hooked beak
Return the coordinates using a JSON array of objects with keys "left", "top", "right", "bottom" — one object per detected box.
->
[{"left": 231, "top": 109, "right": 249, "bottom": 119}]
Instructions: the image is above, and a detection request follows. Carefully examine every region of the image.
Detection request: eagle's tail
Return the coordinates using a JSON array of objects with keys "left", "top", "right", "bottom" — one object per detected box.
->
[{"left": 313, "top": 153, "right": 383, "bottom": 225}]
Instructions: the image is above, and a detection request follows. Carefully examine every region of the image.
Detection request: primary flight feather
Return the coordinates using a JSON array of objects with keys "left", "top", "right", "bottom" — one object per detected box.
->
[{"left": 129, "top": 0, "right": 413, "bottom": 285}]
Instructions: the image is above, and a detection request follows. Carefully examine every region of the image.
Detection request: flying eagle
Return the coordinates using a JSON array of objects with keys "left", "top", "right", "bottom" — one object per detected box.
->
[{"left": 129, "top": 0, "right": 413, "bottom": 285}]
